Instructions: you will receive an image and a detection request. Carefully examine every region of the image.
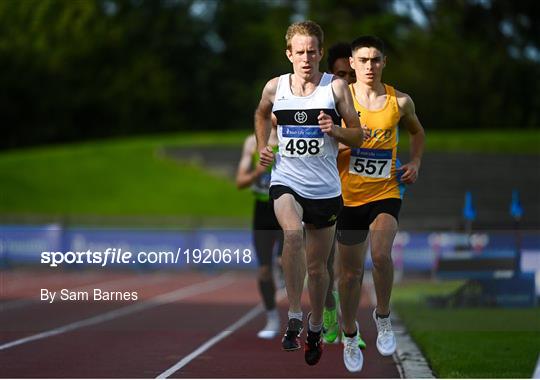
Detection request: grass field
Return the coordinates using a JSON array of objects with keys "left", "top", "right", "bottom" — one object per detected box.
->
[
  {"left": 0, "top": 129, "right": 538, "bottom": 223},
  {"left": 0, "top": 131, "right": 252, "bottom": 223},
  {"left": 392, "top": 280, "right": 540, "bottom": 378}
]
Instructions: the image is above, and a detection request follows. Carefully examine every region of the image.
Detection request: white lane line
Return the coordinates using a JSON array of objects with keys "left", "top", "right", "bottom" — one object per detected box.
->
[
  {"left": 532, "top": 353, "right": 540, "bottom": 379},
  {"left": 156, "top": 288, "right": 287, "bottom": 379},
  {"left": 1, "top": 271, "right": 118, "bottom": 293},
  {"left": 157, "top": 304, "right": 263, "bottom": 379},
  {"left": 1, "top": 275, "right": 168, "bottom": 312},
  {"left": 0, "top": 273, "right": 235, "bottom": 351}
]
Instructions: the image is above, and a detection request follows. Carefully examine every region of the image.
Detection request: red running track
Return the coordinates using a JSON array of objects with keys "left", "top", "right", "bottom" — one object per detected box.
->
[{"left": 0, "top": 268, "right": 400, "bottom": 378}]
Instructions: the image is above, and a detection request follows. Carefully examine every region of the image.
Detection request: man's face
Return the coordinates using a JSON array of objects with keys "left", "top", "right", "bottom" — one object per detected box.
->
[
  {"left": 350, "top": 47, "right": 386, "bottom": 85},
  {"left": 331, "top": 57, "right": 356, "bottom": 84},
  {"left": 286, "top": 34, "right": 323, "bottom": 78}
]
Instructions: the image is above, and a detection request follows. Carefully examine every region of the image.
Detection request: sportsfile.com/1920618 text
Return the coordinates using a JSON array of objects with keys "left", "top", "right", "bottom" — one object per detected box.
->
[{"left": 40, "top": 247, "right": 253, "bottom": 268}]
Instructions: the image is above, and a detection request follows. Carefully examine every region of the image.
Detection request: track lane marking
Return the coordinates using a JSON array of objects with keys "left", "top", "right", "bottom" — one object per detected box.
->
[
  {"left": 0, "top": 273, "right": 235, "bottom": 351},
  {"left": 156, "top": 288, "right": 287, "bottom": 378},
  {"left": 1, "top": 275, "right": 170, "bottom": 312},
  {"left": 533, "top": 353, "right": 540, "bottom": 379}
]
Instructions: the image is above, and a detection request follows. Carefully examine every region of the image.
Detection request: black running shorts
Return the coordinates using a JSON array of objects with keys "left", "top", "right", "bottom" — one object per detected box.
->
[
  {"left": 252, "top": 199, "right": 283, "bottom": 267},
  {"left": 269, "top": 185, "right": 343, "bottom": 229},
  {"left": 253, "top": 199, "right": 281, "bottom": 231},
  {"left": 337, "top": 198, "right": 401, "bottom": 245}
]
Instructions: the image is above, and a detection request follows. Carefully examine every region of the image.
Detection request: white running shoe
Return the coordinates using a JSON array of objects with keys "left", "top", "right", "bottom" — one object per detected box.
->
[
  {"left": 372, "top": 309, "right": 396, "bottom": 356},
  {"left": 257, "top": 311, "right": 280, "bottom": 339},
  {"left": 342, "top": 322, "right": 363, "bottom": 372}
]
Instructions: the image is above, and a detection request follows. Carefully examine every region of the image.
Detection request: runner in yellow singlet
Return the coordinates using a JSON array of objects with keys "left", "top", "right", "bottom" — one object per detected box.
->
[
  {"left": 336, "top": 36, "right": 425, "bottom": 372},
  {"left": 321, "top": 42, "right": 367, "bottom": 349}
]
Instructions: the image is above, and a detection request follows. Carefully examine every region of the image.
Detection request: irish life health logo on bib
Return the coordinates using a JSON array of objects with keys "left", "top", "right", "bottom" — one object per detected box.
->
[{"left": 294, "top": 111, "right": 307, "bottom": 124}]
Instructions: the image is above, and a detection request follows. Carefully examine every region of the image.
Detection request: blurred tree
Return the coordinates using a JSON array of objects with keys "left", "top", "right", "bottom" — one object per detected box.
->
[
  {"left": 310, "top": 0, "right": 540, "bottom": 130},
  {"left": 308, "top": 0, "right": 414, "bottom": 67},
  {"left": 391, "top": 0, "right": 540, "bottom": 129},
  {"left": 0, "top": 0, "right": 208, "bottom": 148},
  {"left": 0, "top": 0, "right": 537, "bottom": 150},
  {"left": 200, "top": 0, "right": 295, "bottom": 131}
]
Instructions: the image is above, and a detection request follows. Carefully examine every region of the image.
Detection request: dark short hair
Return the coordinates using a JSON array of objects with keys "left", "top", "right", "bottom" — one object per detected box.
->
[
  {"left": 327, "top": 42, "right": 351, "bottom": 72},
  {"left": 351, "top": 35, "right": 385, "bottom": 56}
]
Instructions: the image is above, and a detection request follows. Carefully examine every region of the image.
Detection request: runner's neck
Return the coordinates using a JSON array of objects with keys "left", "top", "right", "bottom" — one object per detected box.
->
[{"left": 289, "top": 72, "right": 323, "bottom": 97}]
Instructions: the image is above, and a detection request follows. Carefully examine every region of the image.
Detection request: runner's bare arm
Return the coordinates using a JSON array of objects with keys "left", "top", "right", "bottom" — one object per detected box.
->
[
  {"left": 236, "top": 135, "right": 266, "bottom": 189},
  {"left": 319, "top": 77, "right": 363, "bottom": 147},
  {"left": 397, "top": 91, "right": 425, "bottom": 184},
  {"left": 254, "top": 78, "right": 278, "bottom": 167}
]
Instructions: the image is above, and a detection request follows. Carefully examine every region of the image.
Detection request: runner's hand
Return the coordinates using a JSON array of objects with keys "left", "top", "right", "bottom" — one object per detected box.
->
[
  {"left": 318, "top": 110, "right": 335, "bottom": 136},
  {"left": 361, "top": 125, "right": 371, "bottom": 141},
  {"left": 398, "top": 161, "right": 419, "bottom": 184},
  {"left": 259, "top": 145, "right": 275, "bottom": 167}
]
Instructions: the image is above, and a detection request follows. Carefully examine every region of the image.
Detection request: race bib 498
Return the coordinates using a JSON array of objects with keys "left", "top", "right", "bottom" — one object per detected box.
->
[
  {"left": 349, "top": 148, "right": 392, "bottom": 178},
  {"left": 280, "top": 126, "right": 324, "bottom": 157}
]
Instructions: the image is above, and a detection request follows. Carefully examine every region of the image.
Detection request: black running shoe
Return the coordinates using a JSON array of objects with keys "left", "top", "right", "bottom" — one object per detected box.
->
[
  {"left": 281, "top": 318, "right": 303, "bottom": 351},
  {"left": 304, "top": 328, "right": 323, "bottom": 365}
]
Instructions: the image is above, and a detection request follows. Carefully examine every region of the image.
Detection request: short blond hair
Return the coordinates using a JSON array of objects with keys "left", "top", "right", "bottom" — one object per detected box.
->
[{"left": 285, "top": 20, "right": 324, "bottom": 52}]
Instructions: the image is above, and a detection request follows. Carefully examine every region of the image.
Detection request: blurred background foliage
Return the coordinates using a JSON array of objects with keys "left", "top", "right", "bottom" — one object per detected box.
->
[{"left": 0, "top": 0, "right": 538, "bottom": 150}]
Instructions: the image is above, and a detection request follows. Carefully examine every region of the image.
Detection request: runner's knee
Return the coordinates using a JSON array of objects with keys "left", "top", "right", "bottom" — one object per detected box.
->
[
  {"left": 283, "top": 229, "right": 303, "bottom": 250},
  {"left": 307, "top": 261, "right": 327, "bottom": 280},
  {"left": 340, "top": 265, "right": 362, "bottom": 287},
  {"left": 371, "top": 251, "right": 392, "bottom": 270}
]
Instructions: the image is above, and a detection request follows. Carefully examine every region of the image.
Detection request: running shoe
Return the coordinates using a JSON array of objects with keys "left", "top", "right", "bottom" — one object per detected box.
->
[
  {"left": 257, "top": 311, "right": 280, "bottom": 339},
  {"left": 304, "top": 329, "right": 323, "bottom": 365},
  {"left": 304, "top": 314, "right": 323, "bottom": 365},
  {"left": 342, "top": 331, "right": 367, "bottom": 349},
  {"left": 342, "top": 322, "right": 364, "bottom": 372},
  {"left": 358, "top": 333, "right": 367, "bottom": 350},
  {"left": 322, "top": 293, "right": 339, "bottom": 343},
  {"left": 281, "top": 318, "right": 303, "bottom": 351},
  {"left": 373, "top": 309, "right": 396, "bottom": 356}
]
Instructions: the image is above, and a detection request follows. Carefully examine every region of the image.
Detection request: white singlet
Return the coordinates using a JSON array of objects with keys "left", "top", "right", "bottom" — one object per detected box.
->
[{"left": 271, "top": 72, "right": 341, "bottom": 199}]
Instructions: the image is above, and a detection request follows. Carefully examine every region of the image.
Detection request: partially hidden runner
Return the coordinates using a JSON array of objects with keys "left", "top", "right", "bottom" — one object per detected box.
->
[
  {"left": 322, "top": 41, "right": 366, "bottom": 351},
  {"left": 236, "top": 126, "right": 283, "bottom": 340}
]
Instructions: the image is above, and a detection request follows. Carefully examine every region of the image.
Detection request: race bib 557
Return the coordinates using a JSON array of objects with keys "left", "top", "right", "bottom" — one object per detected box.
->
[{"left": 349, "top": 148, "right": 392, "bottom": 178}]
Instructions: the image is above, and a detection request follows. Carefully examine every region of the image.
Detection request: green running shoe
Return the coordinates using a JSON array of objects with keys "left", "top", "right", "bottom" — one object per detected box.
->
[
  {"left": 357, "top": 334, "right": 367, "bottom": 350},
  {"left": 322, "top": 306, "right": 339, "bottom": 343}
]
